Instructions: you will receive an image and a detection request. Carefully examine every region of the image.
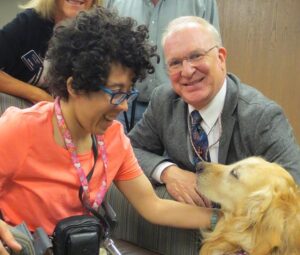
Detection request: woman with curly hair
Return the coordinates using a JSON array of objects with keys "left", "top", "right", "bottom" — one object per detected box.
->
[
  {"left": 0, "top": 7, "right": 219, "bottom": 254},
  {"left": 0, "top": 0, "right": 102, "bottom": 114}
]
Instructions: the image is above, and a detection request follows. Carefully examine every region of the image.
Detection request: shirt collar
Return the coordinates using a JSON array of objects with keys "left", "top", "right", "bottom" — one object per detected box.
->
[{"left": 188, "top": 79, "right": 227, "bottom": 129}]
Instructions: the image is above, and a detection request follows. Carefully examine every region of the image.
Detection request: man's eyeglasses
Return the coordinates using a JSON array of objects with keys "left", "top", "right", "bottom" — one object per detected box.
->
[
  {"left": 99, "top": 85, "right": 139, "bottom": 106},
  {"left": 166, "top": 45, "right": 219, "bottom": 75}
]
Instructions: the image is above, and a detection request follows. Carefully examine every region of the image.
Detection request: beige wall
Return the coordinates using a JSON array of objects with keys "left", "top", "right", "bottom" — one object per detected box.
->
[
  {"left": 0, "top": 0, "right": 25, "bottom": 27},
  {"left": 217, "top": 0, "right": 300, "bottom": 143}
]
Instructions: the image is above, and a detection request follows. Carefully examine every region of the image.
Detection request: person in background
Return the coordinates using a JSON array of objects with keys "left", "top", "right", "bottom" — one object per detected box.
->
[
  {"left": 0, "top": 7, "right": 219, "bottom": 255},
  {"left": 0, "top": 0, "right": 102, "bottom": 114},
  {"left": 104, "top": 0, "right": 220, "bottom": 130},
  {"left": 129, "top": 15, "right": 300, "bottom": 205}
]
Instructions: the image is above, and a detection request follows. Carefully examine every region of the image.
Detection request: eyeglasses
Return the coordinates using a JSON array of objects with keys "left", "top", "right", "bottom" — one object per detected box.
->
[
  {"left": 166, "top": 45, "right": 219, "bottom": 75},
  {"left": 99, "top": 85, "right": 139, "bottom": 106}
]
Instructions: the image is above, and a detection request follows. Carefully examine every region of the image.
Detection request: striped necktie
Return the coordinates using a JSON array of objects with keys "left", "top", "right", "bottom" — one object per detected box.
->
[{"left": 191, "top": 110, "right": 211, "bottom": 164}]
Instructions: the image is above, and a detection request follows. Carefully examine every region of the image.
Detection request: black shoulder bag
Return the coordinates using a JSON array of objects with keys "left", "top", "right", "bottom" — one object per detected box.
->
[{"left": 52, "top": 135, "right": 119, "bottom": 255}]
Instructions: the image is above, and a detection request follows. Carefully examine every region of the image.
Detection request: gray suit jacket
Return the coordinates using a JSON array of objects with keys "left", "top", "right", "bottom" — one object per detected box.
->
[
  {"left": 129, "top": 73, "right": 300, "bottom": 183},
  {"left": 109, "top": 73, "right": 300, "bottom": 255}
]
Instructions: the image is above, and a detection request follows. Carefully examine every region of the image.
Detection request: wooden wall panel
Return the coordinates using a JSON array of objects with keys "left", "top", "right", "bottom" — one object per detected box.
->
[{"left": 217, "top": 0, "right": 300, "bottom": 143}]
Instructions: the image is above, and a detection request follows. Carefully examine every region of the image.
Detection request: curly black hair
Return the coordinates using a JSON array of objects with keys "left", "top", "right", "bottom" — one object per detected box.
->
[{"left": 46, "top": 6, "right": 157, "bottom": 99}]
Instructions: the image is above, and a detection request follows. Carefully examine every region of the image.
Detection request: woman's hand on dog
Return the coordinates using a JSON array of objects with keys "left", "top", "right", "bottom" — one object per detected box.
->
[
  {"left": 0, "top": 220, "right": 22, "bottom": 255},
  {"left": 161, "top": 165, "right": 212, "bottom": 207}
]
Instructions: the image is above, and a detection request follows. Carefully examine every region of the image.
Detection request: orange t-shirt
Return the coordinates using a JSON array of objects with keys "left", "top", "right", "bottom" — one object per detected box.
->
[{"left": 0, "top": 102, "right": 142, "bottom": 234}]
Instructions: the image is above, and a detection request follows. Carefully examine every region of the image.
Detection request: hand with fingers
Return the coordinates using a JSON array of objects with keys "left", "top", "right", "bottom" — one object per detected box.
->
[
  {"left": 161, "top": 165, "right": 212, "bottom": 207},
  {"left": 0, "top": 220, "right": 22, "bottom": 255}
]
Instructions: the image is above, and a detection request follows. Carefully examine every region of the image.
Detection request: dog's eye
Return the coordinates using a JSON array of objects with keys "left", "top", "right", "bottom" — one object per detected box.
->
[{"left": 230, "top": 168, "right": 239, "bottom": 179}]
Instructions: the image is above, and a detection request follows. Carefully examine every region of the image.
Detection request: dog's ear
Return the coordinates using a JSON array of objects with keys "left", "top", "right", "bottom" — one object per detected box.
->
[
  {"left": 234, "top": 186, "right": 275, "bottom": 230},
  {"left": 250, "top": 199, "right": 286, "bottom": 254},
  {"left": 236, "top": 187, "right": 283, "bottom": 254},
  {"left": 244, "top": 186, "right": 273, "bottom": 220},
  {"left": 248, "top": 182, "right": 298, "bottom": 254},
  {"left": 232, "top": 186, "right": 274, "bottom": 235}
]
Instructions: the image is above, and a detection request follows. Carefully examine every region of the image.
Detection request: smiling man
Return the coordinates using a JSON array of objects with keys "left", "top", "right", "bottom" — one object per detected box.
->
[
  {"left": 128, "top": 16, "right": 300, "bottom": 205},
  {"left": 104, "top": 0, "right": 220, "bottom": 131}
]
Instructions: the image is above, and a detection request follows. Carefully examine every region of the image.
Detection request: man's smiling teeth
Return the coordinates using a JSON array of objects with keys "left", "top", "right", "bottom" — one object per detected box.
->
[
  {"left": 67, "top": 0, "right": 84, "bottom": 5},
  {"left": 186, "top": 77, "right": 205, "bottom": 86}
]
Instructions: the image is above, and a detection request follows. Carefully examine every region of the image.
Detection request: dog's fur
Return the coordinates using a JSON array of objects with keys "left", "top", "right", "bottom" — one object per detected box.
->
[{"left": 197, "top": 157, "right": 300, "bottom": 255}]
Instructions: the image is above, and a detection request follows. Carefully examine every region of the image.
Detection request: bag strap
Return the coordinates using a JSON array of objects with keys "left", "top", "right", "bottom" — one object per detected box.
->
[
  {"left": 123, "top": 97, "right": 137, "bottom": 133},
  {"left": 78, "top": 135, "right": 111, "bottom": 238},
  {"left": 78, "top": 134, "right": 98, "bottom": 203}
]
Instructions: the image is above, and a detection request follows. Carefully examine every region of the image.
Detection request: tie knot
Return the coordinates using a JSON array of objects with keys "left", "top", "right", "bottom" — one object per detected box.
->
[{"left": 191, "top": 110, "right": 202, "bottom": 125}]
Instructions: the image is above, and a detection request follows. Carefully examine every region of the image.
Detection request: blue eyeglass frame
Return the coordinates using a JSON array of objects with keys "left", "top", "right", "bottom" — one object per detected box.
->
[{"left": 99, "top": 85, "right": 139, "bottom": 106}]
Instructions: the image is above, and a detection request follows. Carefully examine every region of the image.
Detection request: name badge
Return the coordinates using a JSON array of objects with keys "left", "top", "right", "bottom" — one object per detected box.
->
[{"left": 21, "top": 50, "right": 43, "bottom": 72}]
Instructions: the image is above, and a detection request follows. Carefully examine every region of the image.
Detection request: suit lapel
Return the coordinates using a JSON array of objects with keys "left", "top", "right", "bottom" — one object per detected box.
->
[
  {"left": 219, "top": 116, "right": 235, "bottom": 164},
  {"left": 171, "top": 97, "right": 195, "bottom": 169},
  {"left": 218, "top": 74, "right": 239, "bottom": 164}
]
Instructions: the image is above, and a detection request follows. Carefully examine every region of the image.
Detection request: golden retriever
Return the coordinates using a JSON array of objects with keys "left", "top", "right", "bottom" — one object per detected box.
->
[{"left": 196, "top": 157, "right": 300, "bottom": 255}]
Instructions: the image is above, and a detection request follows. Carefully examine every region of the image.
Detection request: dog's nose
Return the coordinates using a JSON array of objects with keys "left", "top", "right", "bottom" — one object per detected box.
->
[{"left": 196, "top": 161, "right": 205, "bottom": 173}]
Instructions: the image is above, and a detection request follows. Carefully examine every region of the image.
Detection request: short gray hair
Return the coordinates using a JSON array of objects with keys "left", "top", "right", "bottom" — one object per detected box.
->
[{"left": 162, "top": 16, "right": 222, "bottom": 48}]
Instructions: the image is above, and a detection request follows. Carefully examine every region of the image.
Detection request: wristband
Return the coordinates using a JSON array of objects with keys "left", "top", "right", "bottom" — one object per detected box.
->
[{"left": 210, "top": 209, "right": 219, "bottom": 231}]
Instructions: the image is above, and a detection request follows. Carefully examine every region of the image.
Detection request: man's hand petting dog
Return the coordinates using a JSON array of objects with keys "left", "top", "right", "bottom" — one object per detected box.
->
[{"left": 161, "top": 165, "right": 212, "bottom": 207}]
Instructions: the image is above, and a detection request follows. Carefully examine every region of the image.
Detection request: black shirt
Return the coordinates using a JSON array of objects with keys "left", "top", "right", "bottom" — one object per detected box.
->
[{"left": 0, "top": 9, "right": 54, "bottom": 84}]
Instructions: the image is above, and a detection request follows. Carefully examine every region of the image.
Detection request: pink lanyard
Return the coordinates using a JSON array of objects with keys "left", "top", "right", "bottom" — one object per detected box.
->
[{"left": 54, "top": 97, "right": 108, "bottom": 211}]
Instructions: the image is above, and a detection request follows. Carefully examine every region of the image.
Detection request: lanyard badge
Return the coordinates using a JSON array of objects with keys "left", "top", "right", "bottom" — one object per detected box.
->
[{"left": 54, "top": 97, "right": 108, "bottom": 211}]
